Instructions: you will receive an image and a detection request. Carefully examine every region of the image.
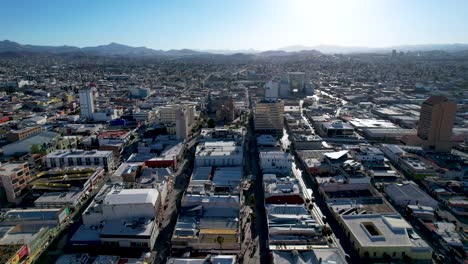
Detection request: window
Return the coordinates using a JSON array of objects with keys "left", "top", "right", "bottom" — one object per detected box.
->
[
  {"left": 77, "top": 158, "right": 82, "bottom": 166},
  {"left": 59, "top": 158, "right": 65, "bottom": 166},
  {"left": 68, "top": 158, "right": 74, "bottom": 166},
  {"left": 94, "top": 157, "right": 100, "bottom": 165},
  {"left": 85, "top": 158, "right": 91, "bottom": 165},
  {"left": 50, "top": 159, "right": 57, "bottom": 167}
]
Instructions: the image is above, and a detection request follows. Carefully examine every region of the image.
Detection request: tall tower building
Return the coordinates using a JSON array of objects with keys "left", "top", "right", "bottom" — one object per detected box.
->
[
  {"left": 254, "top": 100, "right": 284, "bottom": 136},
  {"left": 417, "top": 96, "right": 456, "bottom": 152},
  {"left": 265, "top": 80, "right": 279, "bottom": 101},
  {"left": 79, "top": 88, "right": 95, "bottom": 120},
  {"left": 176, "top": 108, "right": 189, "bottom": 140},
  {"left": 287, "top": 72, "right": 306, "bottom": 94}
]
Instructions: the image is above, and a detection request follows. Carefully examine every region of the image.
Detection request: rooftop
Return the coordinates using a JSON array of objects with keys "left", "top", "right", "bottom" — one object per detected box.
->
[
  {"left": 342, "top": 214, "right": 430, "bottom": 249},
  {"left": 46, "top": 149, "right": 113, "bottom": 158},
  {"left": 103, "top": 188, "right": 159, "bottom": 206}
]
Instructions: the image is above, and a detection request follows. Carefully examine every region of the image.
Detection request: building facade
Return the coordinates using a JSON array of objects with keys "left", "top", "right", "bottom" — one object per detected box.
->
[
  {"left": 44, "top": 149, "right": 115, "bottom": 171},
  {"left": 417, "top": 96, "right": 456, "bottom": 152},
  {"left": 0, "top": 162, "right": 32, "bottom": 204},
  {"left": 254, "top": 100, "right": 284, "bottom": 135},
  {"left": 79, "top": 88, "right": 95, "bottom": 120}
]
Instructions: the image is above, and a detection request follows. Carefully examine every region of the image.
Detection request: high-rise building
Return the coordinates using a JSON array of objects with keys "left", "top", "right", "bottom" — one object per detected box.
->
[
  {"left": 254, "top": 100, "right": 284, "bottom": 135},
  {"left": 287, "top": 72, "right": 306, "bottom": 94},
  {"left": 417, "top": 96, "right": 457, "bottom": 152},
  {"left": 79, "top": 88, "right": 95, "bottom": 120},
  {"left": 160, "top": 104, "right": 195, "bottom": 140},
  {"left": 216, "top": 95, "right": 235, "bottom": 123},
  {"left": 265, "top": 80, "right": 279, "bottom": 101},
  {"left": 176, "top": 108, "right": 189, "bottom": 140}
]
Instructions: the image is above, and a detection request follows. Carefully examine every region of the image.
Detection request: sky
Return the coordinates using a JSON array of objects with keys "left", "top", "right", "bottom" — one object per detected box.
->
[{"left": 1, "top": 0, "right": 467, "bottom": 50}]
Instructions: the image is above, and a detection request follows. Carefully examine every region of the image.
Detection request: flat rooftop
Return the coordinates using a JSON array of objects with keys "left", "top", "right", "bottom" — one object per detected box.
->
[
  {"left": 103, "top": 188, "right": 159, "bottom": 206},
  {"left": 349, "top": 118, "right": 398, "bottom": 129},
  {"left": 100, "top": 219, "right": 155, "bottom": 238},
  {"left": 342, "top": 214, "right": 429, "bottom": 249},
  {"left": 46, "top": 149, "right": 112, "bottom": 158}
]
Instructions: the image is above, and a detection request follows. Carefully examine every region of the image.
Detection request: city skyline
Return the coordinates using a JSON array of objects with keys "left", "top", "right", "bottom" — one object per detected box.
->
[{"left": 1, "top": 0, "right": 468, "bottom": 50}]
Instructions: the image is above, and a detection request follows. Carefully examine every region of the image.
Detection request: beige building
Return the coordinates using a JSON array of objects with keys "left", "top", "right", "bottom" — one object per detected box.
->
[
  {"left": 254, "top": 100, "right": 284, "bottom": 135},
  {"left": 339, "top": 214, "right": 432, "bottom": 262},
  {"left": 0, "top": 162, "right": 32, "bottom": 204},
  {"left": 159, "top": 104, "right": 195, "bottom": 140},
  {"left": 417, "top": 96, "right": 456, "bottom": 152}
]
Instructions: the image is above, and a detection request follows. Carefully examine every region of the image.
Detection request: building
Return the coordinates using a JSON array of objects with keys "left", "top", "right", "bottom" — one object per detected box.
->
[
  {"left": 215, "top": 95, "right": 235, "bottom": 123},
  {"left": 351, "top": 146, "right": 384, "bottom": 163},
  {"left": 71, "top": 185, "right": 160, "bottom": 251},
  {"left": 259, "top": 151, "right": 293, "bottom": 174},
  {"left": 272, "top": 249, "right": 346, "bottom": 264},
  {"left": 160, "top": 104, "right": 195, "bottom": 126},
  {"left": 339, "top": 214, "right": 432, "bottom": 262},
  {"left": 320, "top": 121, "right": 354, "bottom": 138},
  {"left": 167, "top": 255, "right": 236, "bottom": 264},
  {"left": 6, "top": 126, "right": 43, "bottom": 142},
  {"left": 160, "top": 104, "right": 196, "bottom": 139},
  {"left": 34, "top": 191, "right": 84, "bottom": 208},
  {"left": 195, "top": 141, "right": 243, "bottom": 167},
  {"left": 98, "top": 130, "right": 131, "bottom": 146},
  {"left": 44, "top": 149, "right": 115, "bottom": 171},
  {"left": 2, "top": 131, "right": 62, "bottom": 156},
  {"left": 79, "top": 88, "right": 95, "bottom": 120},
  {"left": 254, "top": 100, "right": 284, "bottom": 135},
  {"left": 264, "top": 174, "right": 304, "bottom": 204},
  {"left": 0, "top": 162, "right": 31, "bottom": 204},
  {"left": 417, "top": 96, "right": 457, "bottom": 152},
  {"left": 129, "top": 87, "right": 152, "bottom": 98},
  {"left": 398, "top": 155, "right": 436, "bottom": 179},
  {"left": 265, "top": 80, "right": 279, "bottom": 101},
  {"left": 287, "top": 72, "right": 306, "bottom": 94},
  {"left": 267, "top": 204, "right": 325, "bottom": 249},
  {"left": 175, "top": 107, "right": 189, "bottom": 140},
  {"left": 171, "top": 194, "right": 240, "bottom": 254},
  {"left": 384, "top": 182, "right": 438, "bottom": 208}
]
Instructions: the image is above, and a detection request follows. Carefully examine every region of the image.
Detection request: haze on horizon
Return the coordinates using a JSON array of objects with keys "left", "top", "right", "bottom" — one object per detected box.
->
[{"left": 1, "top": 0, "right": 467, "bottom": 51}]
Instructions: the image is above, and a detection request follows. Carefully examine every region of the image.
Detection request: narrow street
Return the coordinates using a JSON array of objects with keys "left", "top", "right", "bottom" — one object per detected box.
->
[
  {"left": 153, "top": 141, "right": 197, "bottom": 264},
  {"left": 247, "top": 111, "right": 269, "bottom": 264}
]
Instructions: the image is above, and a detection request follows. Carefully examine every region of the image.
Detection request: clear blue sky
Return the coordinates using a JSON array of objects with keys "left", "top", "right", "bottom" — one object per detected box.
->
[{"left": 1, "top": 0, "right": 467, "bottom": 50}]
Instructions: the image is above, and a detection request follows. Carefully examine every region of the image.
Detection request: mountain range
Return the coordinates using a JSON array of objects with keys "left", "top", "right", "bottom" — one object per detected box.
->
[{"left": 1, "top": 40, "right": 468, "bottom": 57}]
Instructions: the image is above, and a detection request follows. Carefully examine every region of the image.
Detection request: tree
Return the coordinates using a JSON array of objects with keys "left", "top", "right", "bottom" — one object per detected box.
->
[
  {"left": 207, "top": 118, "right": 216, "bottom": 128},
  {"left": 216, "top": 236, "right": 224, "bottom": 251},
  {"left": 31, "top": 144, "right": 46, "bottom": 156}
]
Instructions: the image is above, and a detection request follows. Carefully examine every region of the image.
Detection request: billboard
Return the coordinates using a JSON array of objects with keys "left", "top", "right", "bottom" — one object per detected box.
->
[
  {"left": 8, "top": 245, "right": 28, "bottom": 264},
  {"left": 58, "top": 207, "right": 70, "bottom": 223}
]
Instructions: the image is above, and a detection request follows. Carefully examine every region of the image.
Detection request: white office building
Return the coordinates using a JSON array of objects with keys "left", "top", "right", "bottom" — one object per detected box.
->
[{"left": 79, "top": 88, "right": 95, "bottom": 120}]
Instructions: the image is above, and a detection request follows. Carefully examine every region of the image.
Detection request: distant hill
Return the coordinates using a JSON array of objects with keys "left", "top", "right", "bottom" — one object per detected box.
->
[
  {"left": 1, "top": 39, "right": 467, "bottom": 57},
  {"left": 0, "top": 40, "right": 205, "bottom": 57},
  {"left": 0, "top": 40, "right": 81, "bottom": 54},
  {"left": 279, "top": 44, "right": 468, "bottom": 54}
]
